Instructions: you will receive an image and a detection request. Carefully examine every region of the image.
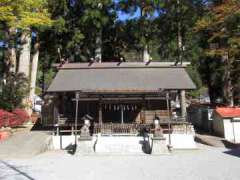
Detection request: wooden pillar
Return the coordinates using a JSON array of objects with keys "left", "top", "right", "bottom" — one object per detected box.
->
[
  {"left": 121, "top": 105, "right": 124, "bottom": 124},
  {"left": 53, "top": 94, "right": 59, "bottom": 125},
  {"left": 140, "top": 99, "right": 146, "bottom": 123},
  {"left": 53, "top": 106, "right": 58, "bottom": 125},
  {"left": 75, "top": 92, "right": 80, "bottom": 135},
  {"left": 180, "top": 90, "right": 187, "bottom": 119},
  {"left": 99, "top": 101, "right": 103, "bottom": 125},
  {"left": 166, "top": 91, "right": 172, "bottom": 148}
]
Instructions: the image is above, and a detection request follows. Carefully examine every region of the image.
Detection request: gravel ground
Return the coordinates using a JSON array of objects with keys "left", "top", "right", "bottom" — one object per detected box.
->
[
  {"left": 0, "top": 130, "right": 51, "bottom": 159},
  {"left": 0, "top": 144, "right": 240, "bottom": 180}
]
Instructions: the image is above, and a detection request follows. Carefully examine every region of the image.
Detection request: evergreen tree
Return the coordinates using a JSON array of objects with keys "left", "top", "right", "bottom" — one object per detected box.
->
[{"left": 195, "top": 0, "right": 240, "bottom": 105}]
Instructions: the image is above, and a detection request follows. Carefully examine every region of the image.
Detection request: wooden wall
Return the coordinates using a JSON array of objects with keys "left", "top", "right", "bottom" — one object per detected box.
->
[{"left": 42, "top": 94, "right": 170, "bottom": 125}]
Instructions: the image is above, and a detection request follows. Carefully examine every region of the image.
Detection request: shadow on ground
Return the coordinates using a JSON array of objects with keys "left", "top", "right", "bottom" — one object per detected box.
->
[
  {"left": 221, "top": 140, "right": 240, "bottom": 149},
  {"left": 223, "top": 148, "right": 240, "bottom": 158},
  {"left": 65, "top": 144, "right": 77, "bottom": 155},
  {"left": 0, "top": 160, "right": 35, "bottom": 180},
  {"left": 30, "top": 119, "right": 53, "bottom": 132}
]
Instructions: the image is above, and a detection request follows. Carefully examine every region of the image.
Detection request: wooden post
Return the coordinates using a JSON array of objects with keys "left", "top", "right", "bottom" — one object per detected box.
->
[
  {"left": 53, "top": 105, "right": 58, "bottom": 125},
  {"left": 71, "top": 125, "right": 74, "bottom": 136},
  {"left": 56, "top": 124, "right": 59, "bottom": 136},
  {"left": 74, "top": 92, "right": 80, "bottom": 146},
  {"left": 166, "top": 92, "right": 171, "bottom": 141},
  {"left": 180, "top": 90, "right": 187, "bottom": 119},
  {"left": 99, "top": 101, "right": 103, "bottom": 125},
  {"left": 75, "top": 92, "right": 79, "bottom": 136},
  {"left": 166, "top": 91, "right": 172, "bottom": 149},
  {"left": 141, "top": 99, "right": 146, "bottom": 124}
]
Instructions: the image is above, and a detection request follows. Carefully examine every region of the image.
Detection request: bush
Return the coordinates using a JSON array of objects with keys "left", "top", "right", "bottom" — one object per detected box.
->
[
  {"left": 0, "top": 109, "right": 29, "bottom": 127},
  {"left": 12, "top": 108, "right": 30, "bottom": 124},
  {"left": 0, "top": 72, "right": 29, "bottom": 111},
  {"left": 0, "top": 109, "right": 14, "bottom": 127}
]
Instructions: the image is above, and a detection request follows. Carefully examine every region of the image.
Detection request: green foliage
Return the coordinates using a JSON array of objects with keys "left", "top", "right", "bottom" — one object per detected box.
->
[
  {"left": 39, "top": 0, "right": 115, "bottom": 62},
  {"left": 154, "top": 0, "right": 205, "bottom": 61},
  {"left": 2, "top": 0, "right": 238, "bottom": 105},
  {"left": 0, "top": 47, "right": 4, "bottom": 74},
  {"left": 0, "top": 0, "right": 52, "bottom": 29},
  {"left": 0, "top": 73, "right": 29, "bottom": 111},
  {"left": 186, "top": 65, "right": 203, "bottom": 89},
  {"left": 195, "top": 0, "right": 240, "bottom": 58},
  {"left": 194, "top": 0, "right": 240, "bottom": 104}
]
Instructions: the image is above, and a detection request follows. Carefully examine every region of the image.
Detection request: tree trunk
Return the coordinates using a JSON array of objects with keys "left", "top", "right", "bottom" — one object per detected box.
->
[
  {"left": 95, "top": 30, "right": 102, "bottom": 62},
  {"left": 143, "top": 44, "right": 150, "bottom": 62},
  {"left": 18, "top": 31, "right": 31, "bottom": 78},
  {"left": 30, "top": 39, "right": 40, "bottom": 103},
  {"left": 223, "top": 53, "right": 234, "bottom": 106},
  {"left": 139, "top": 5, "right": 150, "bottom": 63},
  {"left": 177, "top": 22, "right": 183, "bottom": 64},
  {"left": 175, "top": 0, "right": 183, "bottom": 65},
  {"left": 4, "top": 27, "right": 17, "bottom": 74},
  {"left": 18, "top": 30, "right": 32, "bottom": 115}
]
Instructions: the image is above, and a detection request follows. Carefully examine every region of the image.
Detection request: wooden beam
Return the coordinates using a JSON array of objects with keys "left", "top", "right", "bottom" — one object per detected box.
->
[{"left": 77, "top": 97, "right": 171, "bottom": 101}]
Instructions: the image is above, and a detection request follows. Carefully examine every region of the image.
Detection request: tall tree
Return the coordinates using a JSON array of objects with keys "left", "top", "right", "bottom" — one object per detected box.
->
[
  {"left": 117, "top": 0, "right": 160, "bottom": 62},
  {"left": 0, "top": 0, "right": 52, "bottom": 75},
  {"left": 195, "top": 0, "right": 240, "bottom": 105},
  {"left": 41, "top": 0, "right": 114, "bottom": 63},
  {"left": 0, "top": 0, "right": 17, "bottom": 74},
  {"left": 154, "top": 0, "right": 205, "bottom": 62},
  {"left": 0, "top": 0, "right": 52, "bottom": 111}
]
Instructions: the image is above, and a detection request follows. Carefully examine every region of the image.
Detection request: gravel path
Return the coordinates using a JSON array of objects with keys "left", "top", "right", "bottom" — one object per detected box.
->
[{"left": 0, "top": 144, "right": 240, "bottom": 180}]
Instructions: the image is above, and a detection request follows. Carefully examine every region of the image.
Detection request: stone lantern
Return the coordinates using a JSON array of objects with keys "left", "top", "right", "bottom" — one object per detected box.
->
[
  {"left": 79, "top": 114, "right": 93, "bottom": 140},
  {"left": 151, "top": 117, "right": 168, "bottom": 155}
]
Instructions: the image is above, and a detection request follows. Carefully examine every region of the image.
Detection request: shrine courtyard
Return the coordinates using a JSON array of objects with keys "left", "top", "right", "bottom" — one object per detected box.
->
[{"left": 1, "top": 144, "right": 240, "bottom": 180}]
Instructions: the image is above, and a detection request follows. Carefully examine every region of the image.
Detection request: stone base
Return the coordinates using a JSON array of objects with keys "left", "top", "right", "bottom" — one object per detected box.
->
[
  {"left": 76, "top": 140, "right": 94, "bottom": 155},
  {"left": 151, "top": 137, "right": 169, "bottom": 155},
  {"left": 94, "top": 136, "right": 147, "bottom": 154},
  {"left": 78, "top": 136, "right": 92, "bottom": 141}
]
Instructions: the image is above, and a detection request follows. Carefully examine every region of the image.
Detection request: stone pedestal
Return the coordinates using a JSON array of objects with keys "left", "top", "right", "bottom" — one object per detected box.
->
[
  {"left": 77, "top": 139, "right": 94, "bottom": 155},
  {"left": 151, "top": 137, "right": 169, "bottom": 155}
]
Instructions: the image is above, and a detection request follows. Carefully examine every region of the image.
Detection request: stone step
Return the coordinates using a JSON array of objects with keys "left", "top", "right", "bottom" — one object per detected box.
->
[{"left": 94, "top": 136, "right": 151, "bottom": 154}]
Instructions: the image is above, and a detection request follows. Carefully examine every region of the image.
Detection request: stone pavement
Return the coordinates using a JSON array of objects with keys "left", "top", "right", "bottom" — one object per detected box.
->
[
  {"left": 0, "top": 129, "right": 51, "bottom": 158},
  {"left": 1, "top": 144, "right": 240, "bottom": 180}
]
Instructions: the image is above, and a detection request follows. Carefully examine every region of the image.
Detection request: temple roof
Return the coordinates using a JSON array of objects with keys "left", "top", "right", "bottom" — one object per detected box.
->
[{"left": 47, "top": 62, "right": 196, "bottom": 93}]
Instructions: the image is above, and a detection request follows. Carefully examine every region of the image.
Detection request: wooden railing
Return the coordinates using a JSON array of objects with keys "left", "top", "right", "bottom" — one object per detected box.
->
[{"left": 93, "top": 123, "right": 153, "bottom": 135}]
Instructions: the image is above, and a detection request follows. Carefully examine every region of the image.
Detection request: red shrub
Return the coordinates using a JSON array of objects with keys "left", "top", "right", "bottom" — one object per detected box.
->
[
  {"left": 12, "top": 109, "right": 30, "bottom": 125},
  {"left": 0, "top": 109, "right": 29, "bottom": 127},
  {"left": 0, "top": 109, "right": 15, "bottom": 127}
]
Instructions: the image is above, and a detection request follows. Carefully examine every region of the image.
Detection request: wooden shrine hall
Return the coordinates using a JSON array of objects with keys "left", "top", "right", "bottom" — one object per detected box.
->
[{"left": 43, "top": 62, "right": 196, "bottom": 134}]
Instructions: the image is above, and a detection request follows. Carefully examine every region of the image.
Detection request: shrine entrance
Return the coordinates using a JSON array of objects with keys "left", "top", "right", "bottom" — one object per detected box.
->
[{"left": 102, "top": 102, "right": 142, "bottom": 124}]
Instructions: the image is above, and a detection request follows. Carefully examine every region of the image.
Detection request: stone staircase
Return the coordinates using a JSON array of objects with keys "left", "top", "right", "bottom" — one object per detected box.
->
[{"left": 75, "top": 135, "right": 169, "bottom": 155}]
